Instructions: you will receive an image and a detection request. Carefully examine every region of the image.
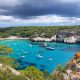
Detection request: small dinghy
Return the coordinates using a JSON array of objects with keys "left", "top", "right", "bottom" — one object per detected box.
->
[
  {"left": 21, "top": 56, "right": 25, "bottom": 58},
  {"left": 46, "top": 47, "right": 55, "bottom": 50},
  {"left": 37, "top": 54, "right": 43, "bottom": 58},
  {"left": 43, "top": 43, "right": 47, "bottom": 47},
  {"left": 40, "top": 43, "right": 47, "bottom": 47},
  {"left": 29, "top": 44, "right": 32, "bottom": 47},
  {"left": 48, "top": 58, "right": 53, "bottom": 61}
]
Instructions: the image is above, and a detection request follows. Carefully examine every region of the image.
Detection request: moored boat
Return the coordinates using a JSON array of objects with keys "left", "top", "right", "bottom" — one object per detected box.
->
[
  {"left": 48, "top": 58, "right": 53, "bottom": 61},
  {"left": 36, "top": 54, "right": 43, "bottom": 58},
  {"left": 46, "top": 47, "right": 55, "bottom": 50},
  {"left": 20, "top": 56, "right": 25, "bottom": 58}
]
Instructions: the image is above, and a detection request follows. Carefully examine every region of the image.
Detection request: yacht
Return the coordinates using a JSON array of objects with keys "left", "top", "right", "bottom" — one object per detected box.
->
[
  {"left": 46, "top": 47, "right": 55, "bottom": 50},
  {"left": 40, "top": 43, "right": 47, "bottom": 47},
  {"left": 43, "top": 43, "right": 47, "bottom": 47},
  {"left": 37, "top": 54, "right": 43, "bottom": 58},
  {"left": 21, "top": 56, "right": 25, "bottom": 58}
]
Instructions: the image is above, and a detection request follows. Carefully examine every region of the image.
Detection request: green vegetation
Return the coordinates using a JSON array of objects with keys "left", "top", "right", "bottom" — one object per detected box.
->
[
  {"left": 0, "top": 45, "right": 13, "bottom": 54},
  {"left": 0, "top": 45, "right": 73, "bottom": 80},
  {"left": 48, "top": 64, "right": 64, "bottom": 80},
  {"left": 0, "top": 55, "right": 19, "bottom": 69},
  {"left": 0, "top": 68, "right": 27, "bottom": 80},
  {"left": 0, "top": 45, "right": 46, "bottom": 80},
  {"left": 20, "top": 66, "right": 45, "bottom": 80},
  {"left": 0, "top": 26, "right": 80, "bottom": 79},
  {"left": 0, "top": 26, "right": 80, "bottom": 38},
  {"left": 0, "top": 45, "right": 19, "bottom": 69},
  {"left": 0, "top": 64, "right": 66, "bottom": 80}
]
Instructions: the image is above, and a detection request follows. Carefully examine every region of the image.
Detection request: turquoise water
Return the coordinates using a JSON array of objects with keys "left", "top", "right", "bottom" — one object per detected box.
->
[{"left": 0, "top": 39, "right": 80, "bottom": 73}]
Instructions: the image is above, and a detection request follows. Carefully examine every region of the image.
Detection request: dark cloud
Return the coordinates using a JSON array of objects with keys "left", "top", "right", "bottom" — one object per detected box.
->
[{"left": 0, "top": 0, "right": 80, "bottom": 19}]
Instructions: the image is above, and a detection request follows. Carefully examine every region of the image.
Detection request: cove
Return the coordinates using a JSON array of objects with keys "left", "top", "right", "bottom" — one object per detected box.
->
[{"left": 0, "top": 39, "right": 80, "bottom": 73}]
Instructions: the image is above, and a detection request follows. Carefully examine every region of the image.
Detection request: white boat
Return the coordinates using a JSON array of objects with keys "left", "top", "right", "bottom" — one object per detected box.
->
[
  {"left": 43, "top": 43, "right": 47, "bottom": 47},
  {"left": 48, "top": 58, "right": 53, "bottom": 61},
  {"left": 37, "top": 54, "right": 43, "bottom": 58},
  {"left": 21, "top": 56, "right": 25, "bottom": 58},
  {"left": 40, "top": 43, "right": 48, "bottom": 47},
  {"left": 29, "top": 44, "right": 32, "bottom": 47},
  {"left": 46, "top": 47, "right": 55, "bottom": 50}
]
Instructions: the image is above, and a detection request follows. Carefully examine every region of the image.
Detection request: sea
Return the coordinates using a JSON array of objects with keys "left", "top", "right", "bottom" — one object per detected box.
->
[{"left": 0, "top": 39, "right": 80, "bottom": 73}]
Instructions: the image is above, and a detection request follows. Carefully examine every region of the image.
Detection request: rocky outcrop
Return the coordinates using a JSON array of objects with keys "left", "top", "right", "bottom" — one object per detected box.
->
[
  {"left": 0, "top": 63, "right": 21, "bottom": 75},
  {"left": 63, "top": 52, "right": 80, "bottom": 80}
]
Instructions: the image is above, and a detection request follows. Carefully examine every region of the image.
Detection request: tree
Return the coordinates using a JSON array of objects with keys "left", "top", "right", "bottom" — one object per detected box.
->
[
  {"left": 0, "top": 45, "right": 13, "bottom": 54},
  {"left": 21, "top": 66, "right": 45, "bottom": 80}
]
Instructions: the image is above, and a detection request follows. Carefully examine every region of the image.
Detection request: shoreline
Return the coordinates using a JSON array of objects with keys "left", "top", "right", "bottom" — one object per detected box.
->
[
  {"left": 0, "top": 38, "right": 80, "bottom": 44},
  {"left": 0, "top": 37, "right": 30, "bottom": 40},
  {"left": 32, "top": 36, "right": 80, "bottom": 44},
  {"left": 32, "top": 39, "right": 80, "bottom": 44},
  {"left": 0, "top": 36, "right": 80, "bottom": 44}
]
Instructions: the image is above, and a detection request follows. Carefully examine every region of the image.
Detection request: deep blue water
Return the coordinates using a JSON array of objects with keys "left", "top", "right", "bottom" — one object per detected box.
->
[{"left": 0, "top": 39, "right": 80, "bottom": 73}]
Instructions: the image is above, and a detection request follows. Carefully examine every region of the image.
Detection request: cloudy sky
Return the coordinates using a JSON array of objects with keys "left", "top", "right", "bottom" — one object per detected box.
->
[{"left": 0, "top": 0, "right": 80, "bottom": 27}]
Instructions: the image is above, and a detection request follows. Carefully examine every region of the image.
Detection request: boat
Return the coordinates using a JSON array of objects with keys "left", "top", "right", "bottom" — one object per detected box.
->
[
  {"left": 29, "top": 44, "right": 32, "bottom": 47},
  {"left": 48, "top": 58, "right": 53, "bottom": 61},
  {"left": 46, "top": 47, "right": 55, "bottom": 50},
  {"left": 40, "top": 43, "right": 48, "bottom": 47},
  {"left": 37, "top": 54, "right": 43, "bottom": 58},
  {"left": 21, "top": 56, "right": 25, "bottom": 58},
  {"left": 43, "top": 43, "right": 47, "bottom": 47}
]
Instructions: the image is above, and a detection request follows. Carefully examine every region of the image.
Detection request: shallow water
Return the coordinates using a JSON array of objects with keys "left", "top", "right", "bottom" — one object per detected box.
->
[{"left": 0, "top": 39, "right": 80, "bottom": 73}]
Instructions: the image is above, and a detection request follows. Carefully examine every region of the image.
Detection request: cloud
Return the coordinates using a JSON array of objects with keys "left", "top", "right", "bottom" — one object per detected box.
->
[
  {"left": 0, "top": 0, "right": 20, "bottom": 7},
  {"left": 1, "top": 14, "right": 79, "bottom": 25},
  {"left": 0, "top": 0, "right": 80, "bottom": 19},
  {"left": 0, "top": 0, "right": 80, "bottom": 27},
  {"left": 60, "top": 0, "right": 80, "bottom": 3},
  {"left": 23, "top": 15, "right": 80, "bottom": 25},
  {"left": 0, "top": 14, "right": 80, "bottom": 27},
  {"left": 0, "top": 15, "right": 15, "bottom": 22}
]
